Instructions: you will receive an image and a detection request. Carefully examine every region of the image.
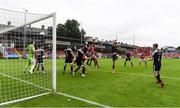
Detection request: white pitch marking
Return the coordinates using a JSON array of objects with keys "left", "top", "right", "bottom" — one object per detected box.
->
[
  {"left": 57, "top": 92, "right": 110, "bottom": 108},
  {"left": 0, "top": 73, "right": 110, "bottom": 107},
  {"left": 88, "top": 68, "right": 180, "bottom": 80},
  {"left": 0, "top": 73, "right": 51, "bottom": 91}
]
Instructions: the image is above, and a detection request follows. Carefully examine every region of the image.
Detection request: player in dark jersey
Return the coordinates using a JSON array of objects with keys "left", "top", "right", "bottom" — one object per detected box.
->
[
  {"left": 112, "top": 40, "right": 119, "bottom": 74},
  {"left": 89, "top": 44, "right": 99, "bottom": 68},
  {"left": 36, "top": 48, "right": 45, "bottom": 73},
  {"left": 150, "top": 43, "right": 164, "bottom": 87},
  {"left": 33, "top": 47, "right": 45, "bottom": 73},
  {"left": 124, "top": 51, "right": 133, "bottom": 67},
  {"left": 139, "top": 52, "right": 147, "bottom": 66},
  {"left": 73, "top": 49, "right": 87, "bottom": 77},
  {"left": 63, "top": 48, "right": 75, "bottom": 74}
]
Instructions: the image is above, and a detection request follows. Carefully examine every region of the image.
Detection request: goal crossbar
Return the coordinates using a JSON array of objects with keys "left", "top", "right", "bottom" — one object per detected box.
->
[{"left": 0, "top": 13, "right": 55, "bottom": 34}]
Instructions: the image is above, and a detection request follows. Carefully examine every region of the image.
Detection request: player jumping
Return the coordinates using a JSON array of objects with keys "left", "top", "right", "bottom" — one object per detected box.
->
[
  {"left": 63, "top": 48, "right": 75, "bottom": 74},
  {"left": 24, "top": 41, "right": 36, "bottom": 74},
  {"left": 73, "top": 49, "right": 87, "bottom": 77},
  {"left": 149, "top": 43, "right": 164, "bottom": 88},
  {"left": 139, "top": 52, "right": 147, "bottom": 66},
  {"left": 124, "top": 51, "right": 133, "bottom": 67},
  {"left": 35, "top": 47, "right": 45, "bottom": 73}
]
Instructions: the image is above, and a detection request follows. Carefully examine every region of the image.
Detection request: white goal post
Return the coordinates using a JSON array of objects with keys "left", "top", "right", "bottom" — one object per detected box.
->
[{"left": 0, "top": 8, "right": 56, "bottom": 106}]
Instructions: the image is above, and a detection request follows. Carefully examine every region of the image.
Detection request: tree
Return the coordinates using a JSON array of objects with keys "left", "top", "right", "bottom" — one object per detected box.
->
[
  {"left": 47, "top": 26, "right": 52, "bottom": 35},
  {"left": 48, "top": 19, "right": 86, "bottom": 44},
  {"left": 57, "top": 23, "right": 66, "bottom": 37},
  {"left": 176, "top": 46, "right": 180, "bottom": 50},
  {"left": 64, "top": 19, "right": 81, "bottom": 38},
  {"left": 80, "top": 28, "right": 86, "bottom": 43}
]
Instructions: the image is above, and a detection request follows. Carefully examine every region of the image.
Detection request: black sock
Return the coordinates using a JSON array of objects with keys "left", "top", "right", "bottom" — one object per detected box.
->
[
  {"left": 131, "top": 62, "right": 133, "bottom": 67},
  {"left": 86, "top": 59, "right": 89, "bottom": 65},
  {"left": 89, "top": 58, "right": 93, "bottom": 66},
  {"left": 145, "top": 62, "right": 147, "bottom": 66},
  {"left": 71, "top": 66, "right": 73, "bottom": 73},
  {"left": 124, "top": 62, "right": 126, "bottom": 66},
  {"left": 156, "top": 75, "right": 162, "bottom": 82},
  {"left": 75, "top": 67, "right": 80, "bottom": 72},
  {"left": 113, "top": 64, "right": 115, "bottom": 70},
  {"left": 63, "top": 64, "right": 67, "bottom": 71},
  {"left": 82, "top": 67, "right": 85, "bottom": 74},
  {"left": 42, "top": 65, "right": 44, "bottom": 71}
]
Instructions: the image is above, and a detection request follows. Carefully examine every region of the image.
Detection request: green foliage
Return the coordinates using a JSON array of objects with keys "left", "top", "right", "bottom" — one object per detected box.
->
[
  {"left": 176, "top": 46, "right": 180, "bottom": 50},
  {"left": 57, "top": 19, "right": 86, "bottom": 39},
  {"left": 47, "top": 19, "right": 86, "bottom": 41}
]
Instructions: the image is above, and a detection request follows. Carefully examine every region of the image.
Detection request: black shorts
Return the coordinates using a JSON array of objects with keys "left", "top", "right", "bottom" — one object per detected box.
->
[
  {"left": 112, "top": 53, "right": 118, "bottom": 61},
  {"left": 37, "top": 58, "right": 43, "bottom": 64},
  {"left": 153, "top": 63, "right": 161, "bottom": 71},
  {"left": 65, "top": 57, "right": 73, "bottom": 63},
  {"left": 75, "top": 57, "right": 83, "bottom": 66},
  {"left": 125, "top": 57, "right": 131, "bottom": 61}
]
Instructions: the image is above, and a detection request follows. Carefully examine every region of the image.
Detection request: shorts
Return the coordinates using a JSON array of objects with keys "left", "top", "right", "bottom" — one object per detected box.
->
[
  {"left": 112, "top": 53, "right": 118, "bottom": 61},
  {"left": 125, "top": 57, "right": 131, "bottom": 61},
  {"left": 28, "top": 57, "right": 35, "bottom": 65},
  {"left": 37, "top": 58, "right": 43, "bottom": 64},
  {"left": 75, "top": 57, "right": 83, "bottom": 67},
  {"left": 65, "top": 57, "right": 73, "bottom": 63},
  {"left": 153, "top": 62, "right": 161, "bottom": 72}
]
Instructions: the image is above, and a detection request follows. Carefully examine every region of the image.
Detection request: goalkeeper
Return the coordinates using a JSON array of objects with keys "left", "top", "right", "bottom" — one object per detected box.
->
[{"left": 24, "top": 41, "right": 36, "bottom": 74}]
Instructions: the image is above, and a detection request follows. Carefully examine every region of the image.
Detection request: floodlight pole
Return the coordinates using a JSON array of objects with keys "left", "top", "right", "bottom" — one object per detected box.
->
[
  {"left": 23, "top": 9, "right": 28, "bottom": 51},
  {"left": 133, "top": 35, "right": 135, "bottom": 49},
  {"left": 116, "top": 32, "right": 118, "bottom": 41},
  {"left": 80, "top": 22, "right": 83, "bottom": 46}
]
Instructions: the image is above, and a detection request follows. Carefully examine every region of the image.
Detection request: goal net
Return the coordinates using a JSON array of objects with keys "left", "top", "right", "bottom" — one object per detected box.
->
[{"left": 0, "top": 8, "right": 56, "bottom": 105}]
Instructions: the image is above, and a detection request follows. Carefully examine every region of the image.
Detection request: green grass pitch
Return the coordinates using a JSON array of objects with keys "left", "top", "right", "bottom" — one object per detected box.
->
[{"left": 1, "top": 58, "right": 180, "bottom": 107}]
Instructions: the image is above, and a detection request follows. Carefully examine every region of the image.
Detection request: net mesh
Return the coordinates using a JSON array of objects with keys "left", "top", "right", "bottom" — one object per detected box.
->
[{"left": 0, "top": 8, "right": 54, "bottom": 104}]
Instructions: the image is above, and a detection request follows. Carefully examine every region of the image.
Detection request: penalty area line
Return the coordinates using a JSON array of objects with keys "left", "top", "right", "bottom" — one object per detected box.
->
[
  {"left": 57, "top": 92, "right": 110, "bottom": 108},
  {"left": 89, "top": 68, "right": 180, "bottom": 80}
]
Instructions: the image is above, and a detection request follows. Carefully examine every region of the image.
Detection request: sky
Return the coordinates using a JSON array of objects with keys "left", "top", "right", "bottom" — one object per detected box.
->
[{"left": 0, "top": 0, "right": 180, "bottom": 47}]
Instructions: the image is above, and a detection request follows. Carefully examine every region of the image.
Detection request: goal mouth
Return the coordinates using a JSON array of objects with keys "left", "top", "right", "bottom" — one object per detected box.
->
[{"left": 0, "top": 8, "right": 56, "bottom": 105}]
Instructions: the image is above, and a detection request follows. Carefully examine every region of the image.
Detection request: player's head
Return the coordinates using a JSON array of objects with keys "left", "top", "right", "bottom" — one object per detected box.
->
[
  {"left": 81, "top": 45, "right": 84, "bottom": 49},
  {"left": 92, "top": 44, "right": 95, "bottom": 47},
  {"left": 78, "top": 49, "right": 83, "bottom": 54},
  {"left": 113, "top": 40, "right": 117, "bottom": 44},
  {"left": 153, "top": 43, "right": 158, "bottom": 49},
  {"left": 85, "top": 42, "right": 88, "bottom": 45},
  {"left": 30, "top": 40, "right": 35, "bottom": 45},
  {"left": 160, "top": 47, "right": 163, "bottom": 51}
]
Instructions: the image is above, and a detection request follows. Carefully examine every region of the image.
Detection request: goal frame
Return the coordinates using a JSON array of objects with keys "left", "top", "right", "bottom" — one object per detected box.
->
[{"left": 0, "top": 12, "right": 57, "bottom": 106}]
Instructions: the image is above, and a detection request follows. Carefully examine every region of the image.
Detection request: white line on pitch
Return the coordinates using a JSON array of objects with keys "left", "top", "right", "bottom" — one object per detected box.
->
[
  {"left": 0, "top": 73, "right": 110, "bottom": 107},
  {"left": 59, "top": 65, "right": 180, "bottom": 80},
  {"left": 57, "top": 92, "right": 110, "bottom": 108},
  {"left": 88, "top": 68, "right": 180, "bottom": 80},
  {"left": 0, "top": 92, "right": 51, "bottom": 106},
  {"left": 0, "top": 73, "right": 51, "bottom": 91}
]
